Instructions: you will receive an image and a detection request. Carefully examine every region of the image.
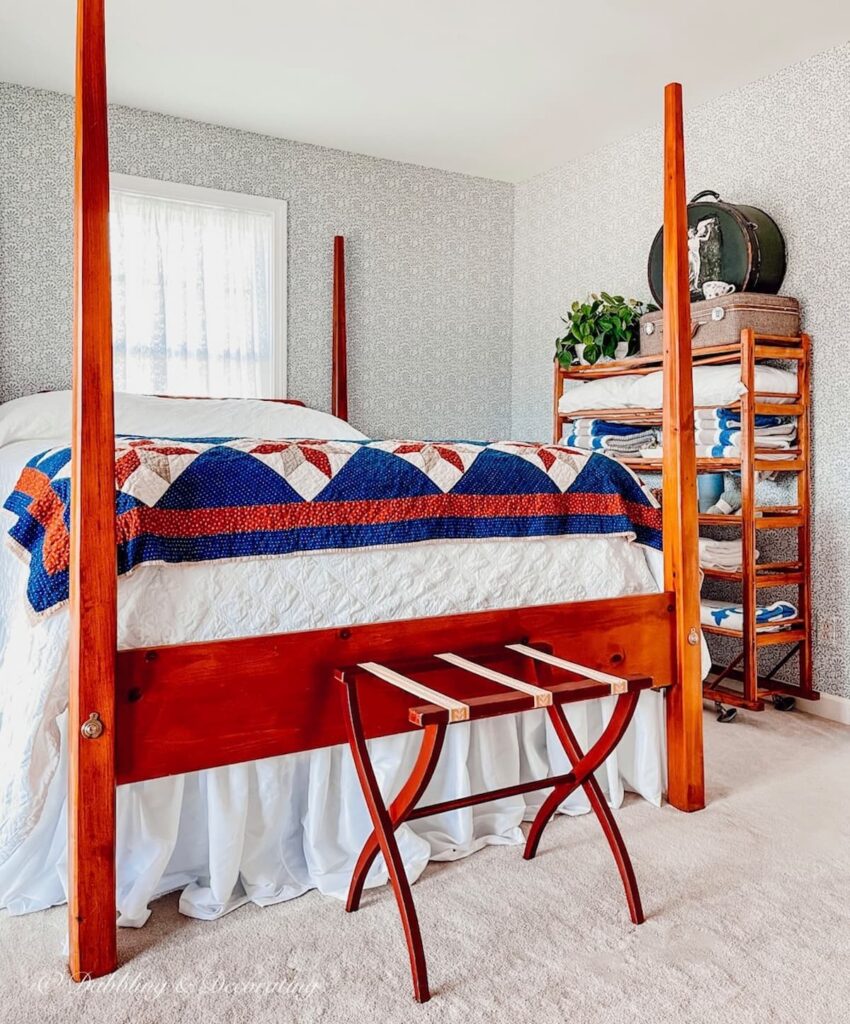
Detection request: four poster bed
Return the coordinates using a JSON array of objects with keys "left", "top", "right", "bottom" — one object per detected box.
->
[{"left": 0, "top": 0, "right": 706, "bottom": 1002}]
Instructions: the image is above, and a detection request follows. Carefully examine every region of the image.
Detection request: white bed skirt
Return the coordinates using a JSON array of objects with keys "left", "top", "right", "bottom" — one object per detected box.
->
[{"left": 0, "top": 691, "right": 665, "bottom": 926}]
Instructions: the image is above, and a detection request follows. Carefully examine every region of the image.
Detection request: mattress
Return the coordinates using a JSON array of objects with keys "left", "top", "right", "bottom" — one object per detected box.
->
[{"left": 0, "top": 433, "right": 672, "bottom": 928}]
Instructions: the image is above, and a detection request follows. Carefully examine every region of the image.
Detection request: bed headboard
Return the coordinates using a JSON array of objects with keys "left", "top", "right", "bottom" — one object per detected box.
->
[
  {"left": 332, "top": 235, "right": 348, "bottom": 421},
  {"left": 155, "top": 394, "right": 306, "bottom": 406}
]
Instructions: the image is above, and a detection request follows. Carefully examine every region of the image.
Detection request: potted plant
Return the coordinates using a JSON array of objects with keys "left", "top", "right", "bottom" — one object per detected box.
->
[{"left": 555, "top": 293, "right": 657, "bottom": 367}]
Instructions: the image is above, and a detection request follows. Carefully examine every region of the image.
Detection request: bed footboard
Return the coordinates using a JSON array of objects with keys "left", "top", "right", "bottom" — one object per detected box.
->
[{"left": 114, "top": 592, "right": 677, "bottom": 784}]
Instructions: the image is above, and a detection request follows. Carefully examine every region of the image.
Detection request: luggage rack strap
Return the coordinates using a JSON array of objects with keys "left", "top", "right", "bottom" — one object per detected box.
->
[
  {"left": 356, "top": 661, "right": 471, "bottom": 723},
  {"left": 348, "top": 646, "right": 651, "bottom": 729}
]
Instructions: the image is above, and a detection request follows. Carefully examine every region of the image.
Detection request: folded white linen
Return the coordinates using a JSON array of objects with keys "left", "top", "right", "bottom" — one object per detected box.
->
[
  {"left": 559, "top": 364, "right": 798, "bottom": 416},
  {"left": 641, "top": 445, "right": 792, "bottom": 462},
  {"left": 692, "top": 431, "right": 795, "bottom": 448},
  {"left": 558, "top": 376, "right": 646, "bottom": 416},
  {"left": 698, "top": 537, "right": 758, "bottom": 570}
]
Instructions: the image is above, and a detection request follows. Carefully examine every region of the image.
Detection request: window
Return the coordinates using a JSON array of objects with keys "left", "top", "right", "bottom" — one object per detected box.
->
[{"left": 109, "top": 174, "right": 287, "bottom": 399}]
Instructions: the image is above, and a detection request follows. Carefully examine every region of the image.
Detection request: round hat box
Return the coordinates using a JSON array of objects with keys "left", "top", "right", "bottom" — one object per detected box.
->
[{"left": 647, "top": 190, "right": 786, "bottom": 307}]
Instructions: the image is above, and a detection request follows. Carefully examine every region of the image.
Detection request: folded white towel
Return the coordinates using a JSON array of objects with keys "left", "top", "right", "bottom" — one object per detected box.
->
[
  {"left": 693, "top": 445, "right": 791, "bottom": 460},
  {"left": 698, "top": 537, "right": 758, "bottom": 571},
  {"left": 693, "top": 429, "right": 796, "bottom": 447}
]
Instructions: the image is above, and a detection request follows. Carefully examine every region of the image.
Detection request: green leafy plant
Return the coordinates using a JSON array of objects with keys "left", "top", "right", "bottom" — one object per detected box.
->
[{"left": 555, "top": 293, "right": 658, "bottom": 367}]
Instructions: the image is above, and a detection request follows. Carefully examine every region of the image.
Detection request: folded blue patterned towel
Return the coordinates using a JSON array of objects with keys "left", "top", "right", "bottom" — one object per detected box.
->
[
  {"left": 700, "top": 599, "right": 797, "bottom": 632},
  {"left": 571, "top": 418, "right": 652, "bottom": 438}
]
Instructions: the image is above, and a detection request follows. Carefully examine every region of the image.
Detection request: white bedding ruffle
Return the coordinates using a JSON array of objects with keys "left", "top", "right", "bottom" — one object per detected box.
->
[{"left": 0, "top": 692, "right": 665, "bottom": 925}]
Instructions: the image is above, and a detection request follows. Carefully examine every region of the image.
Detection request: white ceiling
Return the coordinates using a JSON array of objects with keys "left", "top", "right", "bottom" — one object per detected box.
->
[{"left": 1, "top": 1, "right": 849, "bottom": 181}]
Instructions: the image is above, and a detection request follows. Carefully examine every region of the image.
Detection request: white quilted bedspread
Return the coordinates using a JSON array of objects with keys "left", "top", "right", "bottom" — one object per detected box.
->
[{"left": 0, "top": 437, "right": 670, "bottom": 926}]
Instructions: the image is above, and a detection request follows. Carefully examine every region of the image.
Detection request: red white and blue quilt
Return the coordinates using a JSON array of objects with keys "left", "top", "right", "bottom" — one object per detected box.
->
[{"left": 4, "top": 437, "right": 662, "bottom": 614}]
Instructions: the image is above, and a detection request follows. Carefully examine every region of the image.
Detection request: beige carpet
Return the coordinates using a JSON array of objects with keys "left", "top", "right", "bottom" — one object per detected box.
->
[{"left": 3, "top": 707, "right": 849, "bottom": 1024}]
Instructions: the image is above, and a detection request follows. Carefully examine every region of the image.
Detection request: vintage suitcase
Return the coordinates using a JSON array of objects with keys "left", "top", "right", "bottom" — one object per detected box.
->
[{"left": 639, "top": 293, "right": 800, "bottom": 357}]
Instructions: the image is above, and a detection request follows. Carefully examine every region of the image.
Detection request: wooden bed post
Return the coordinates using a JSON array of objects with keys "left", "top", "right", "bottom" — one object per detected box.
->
[
  {"left": 661, "top": 83, "right": 705, "bottom": 812},
  {"left": 332, "top": 235, "right": 349, "bottom": 421},
  {"left": 68, "top": 0, "right": 118, "bottom": 980}
]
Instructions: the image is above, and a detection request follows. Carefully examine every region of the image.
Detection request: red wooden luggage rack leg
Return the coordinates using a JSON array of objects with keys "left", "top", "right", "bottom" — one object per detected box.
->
[{"left": 336, "top": 641, "right": 656, "bottom": 1003}]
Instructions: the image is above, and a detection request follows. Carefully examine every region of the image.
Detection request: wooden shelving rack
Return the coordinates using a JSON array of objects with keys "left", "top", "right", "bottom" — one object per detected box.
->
[{"left": 553, "top": 328, "right": 816, "bottom": 715}]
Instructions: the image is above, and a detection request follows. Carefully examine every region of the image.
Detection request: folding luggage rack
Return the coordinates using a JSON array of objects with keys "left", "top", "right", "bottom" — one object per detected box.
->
[{"left": 336, "top": 642, "right": 662, "bottom": 1002}]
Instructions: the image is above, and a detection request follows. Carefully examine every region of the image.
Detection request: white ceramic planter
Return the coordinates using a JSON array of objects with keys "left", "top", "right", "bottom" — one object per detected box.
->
[{"left": 573, "top": 340, "right": 629, "bottom": 366}]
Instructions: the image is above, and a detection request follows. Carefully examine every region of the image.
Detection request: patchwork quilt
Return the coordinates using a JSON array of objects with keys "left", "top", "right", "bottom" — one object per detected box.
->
[{"left": 3, "top": 437, "right": 662, "bottom": 614}]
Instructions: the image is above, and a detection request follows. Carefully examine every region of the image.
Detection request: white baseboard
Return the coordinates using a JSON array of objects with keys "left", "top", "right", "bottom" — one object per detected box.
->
[{"left": 796, "top": 691, "right": 850, "bottom": 726}]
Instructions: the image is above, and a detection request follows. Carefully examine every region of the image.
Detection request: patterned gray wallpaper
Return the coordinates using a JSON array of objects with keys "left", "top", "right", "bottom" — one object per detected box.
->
[
  {"left": 0, "top": 82, "right": 513, "bottom": 440},
  {"left": 512, "top": 42, "right": 850, "bottom": 698},
  {"left": 2, "top": 47, "right": 847, "bottom": 700}
]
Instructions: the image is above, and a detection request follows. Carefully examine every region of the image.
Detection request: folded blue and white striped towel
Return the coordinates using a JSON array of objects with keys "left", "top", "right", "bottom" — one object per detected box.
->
[
  {"left": 700, "top": 599, "right": 797, "bottom": 632},
  {"left": 564, "top": 430, "right": 656, "bottom": 453},
  {"left": 694, "top": 445, "right": 791, "bottom": 460},
  {"left": 693, "top": 430, "right": 795, "bottom": 448},
  {"left": 570, "top": 418, "right": 653, "bottom": 438},
  {"left": 694, "top": 426, "right": 795, "bottom": 446},
  {"left": 695, "top": 408, "right": 790, "bottom": 430}
]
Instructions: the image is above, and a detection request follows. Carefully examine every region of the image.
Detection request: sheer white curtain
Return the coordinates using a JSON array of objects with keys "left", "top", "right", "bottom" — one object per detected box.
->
[{"left": 110, "top": 188, "right": 275, "bottom": 398}]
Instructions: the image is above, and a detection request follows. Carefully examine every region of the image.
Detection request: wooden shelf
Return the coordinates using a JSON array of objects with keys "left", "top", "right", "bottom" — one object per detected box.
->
[
  {"left": 618, "top": 456, "right": 742, "bottom": 472},
  {"left": 704, "top": 667, "right": 820, "bottom": 710},
  {"left": 701, "top": 562, "right": 804, "bottom": 587},
  {"left": 556, "top": 334, "right": 805, "bottom": 381},
  {"left": 702, "top": 620, "right": 806, "bottom": 645},
  {"left": 553, "top": 326, "right": 813, "bottom": 711},
  {"left": 697, "top": 507, "right": 804, "bottom": 530},
  {"left": 614, "top": 454, "right": 803, "bottom": 474}
]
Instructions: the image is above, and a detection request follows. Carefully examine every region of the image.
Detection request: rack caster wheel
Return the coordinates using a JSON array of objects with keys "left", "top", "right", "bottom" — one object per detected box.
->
[
  {"left": 772, "top": 695, "right": 796, "bottom": 712},
  {"left": 714, "top": 702, "right": 737, "bottom": 723}
]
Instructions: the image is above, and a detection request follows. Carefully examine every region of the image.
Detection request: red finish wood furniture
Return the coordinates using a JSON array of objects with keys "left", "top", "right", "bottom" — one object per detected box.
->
[
  {"left": 66, "top": 0, "right": 705, "bottom": 995},
  {"left": 338, "top": 642, "right": 655, "bottom": 1001},
  {"left": 554, "top": 329, "right": 815, "bottom": 716}
]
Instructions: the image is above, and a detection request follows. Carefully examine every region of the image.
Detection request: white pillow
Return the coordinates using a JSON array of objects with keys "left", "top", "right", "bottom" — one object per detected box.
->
[
  {"left": 559, "top": 364, "right": 798, "bottom": 414},
  {"left": 633, "top": 364, "right": 798, "bottom": 408},
  {"left": 114, "top": 393, "right": 368, "bottom": 441},
  {"left": 0, "top": 390, "right": 367, "bottom": 448},
  {"left": 0, "top": 390, "right": 72, "bottom": 448},
  {"left": 558, "top": 375, "right": 645, "bottom": 415}
]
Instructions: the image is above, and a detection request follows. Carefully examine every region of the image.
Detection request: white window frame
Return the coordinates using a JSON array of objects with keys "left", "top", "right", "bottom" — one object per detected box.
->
[{"left": 109, "top": 173, "right": 288, "bottom": 398}]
